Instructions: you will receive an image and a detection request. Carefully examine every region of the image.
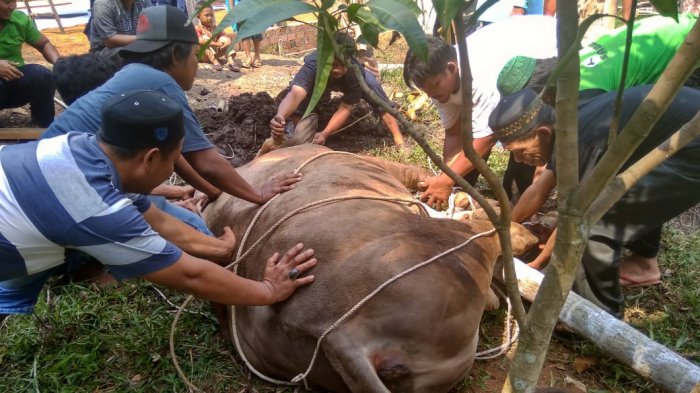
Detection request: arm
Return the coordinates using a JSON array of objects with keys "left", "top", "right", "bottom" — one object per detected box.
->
[
  {"left": 29, "top": 35, "right": 59, "bottom": 64},
  {"left": 313, "top": 102, "right": 353, "bottom": 145},
  {"left": 151, "top": 184, "right": 194, "bottom": 200},
  {"left": 528, "top": 228, "right": 556, "bottom": 270},
  {"left": 142, "top": 204, "right": 234, "bottom": 264},
  {"left": 143, "top": 243, "right": 317, "bottom": 305},
  {"left": 511, "top": 168, "right": 556, "bottom": 223},
  {"left": 103, "top": 34, "right": 137, "bottom": 48},
  {"left": 419, "top": 120, "right": 495, "bottom": 208},
  {"left": 174, "top": 155, "right": 222, "bottom": 201},
  {"left": 270, "top": 85, "right": 308, "bottom": 138},
  {"left": 184, "top": 148, "right": 301, "bottom": 204},
  {"left": 0, "top": 60, "right": 23, "bottom": 81}
]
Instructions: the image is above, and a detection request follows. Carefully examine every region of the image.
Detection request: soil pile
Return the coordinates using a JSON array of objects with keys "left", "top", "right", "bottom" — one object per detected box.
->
[{"left": 196, "top": 90, "right": 396, "bottom": 167}]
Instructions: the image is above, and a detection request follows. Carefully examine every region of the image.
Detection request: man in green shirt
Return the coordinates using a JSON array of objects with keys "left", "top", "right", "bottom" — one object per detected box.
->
[{"left": 0, "top": 0, "right": 60, "bottom": 127}]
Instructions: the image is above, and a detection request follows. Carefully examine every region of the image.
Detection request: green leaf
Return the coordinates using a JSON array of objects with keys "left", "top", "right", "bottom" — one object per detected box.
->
[
  {"left": 348, "top": 4, "right": 386, "bottom": 47},
  {"left": 648, "top": 0, "right": 678, "bottom": 21},
  {"left": 432, "top": 0, "right": 463, "bottom": 36},
  {"left": 233, "top": 1, "right": 318, "bottom": 43},
  {"left": 366, "top": 0, "right": 427, "bottom": 62},
  {"left": 372, "top": 0, "right": 422, "bottom": 16},
  {"left": 304, "top": 23, "right": 334, "bottom": 118},
  {"left": 228, "top": 0, "right": 317, "bottom": 24}
]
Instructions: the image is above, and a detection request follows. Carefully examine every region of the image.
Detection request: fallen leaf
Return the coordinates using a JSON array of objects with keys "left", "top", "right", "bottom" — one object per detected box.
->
[{"left": 573, "top": 357, "right": 597, "bottom": 373}]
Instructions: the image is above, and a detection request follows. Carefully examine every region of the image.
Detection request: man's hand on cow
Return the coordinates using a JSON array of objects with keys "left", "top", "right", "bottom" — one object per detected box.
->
[
  {"left": 270, "top": 116, "right": 286, "bottom": 139},
  {"left": 218, "top": 226, "right": 237, "bottom": 261},
  {"left": 417, "top": 175, "right": 453, "bottom": 211},
  {"left": 0, "top": 60, "right": 23, "bottom": 81},
  {"left": 312, "top": 132, "right": 327, "bottom": 145},
  {"left": 261, "top": 243, "right": 317, "bottom": 303},
  {"left": 259, "top": 173, "right": 303, "bottom": 203}
]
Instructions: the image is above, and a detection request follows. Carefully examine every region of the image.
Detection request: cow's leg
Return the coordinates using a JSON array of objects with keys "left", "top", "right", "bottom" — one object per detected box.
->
[
  {"left": 322, "top": 333, "right": 397, "bottom": 393},
  {"left": 360, "top": 156, "right": 431, "bottom": 191}
]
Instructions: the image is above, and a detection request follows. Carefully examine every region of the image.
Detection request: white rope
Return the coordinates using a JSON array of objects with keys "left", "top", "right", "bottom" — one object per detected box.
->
[
  {"left": 289, "top": 228, "right": 496, "bottom": 385},
  {"left": 475, "top": 298, "right": 519, "bottom": 360}
]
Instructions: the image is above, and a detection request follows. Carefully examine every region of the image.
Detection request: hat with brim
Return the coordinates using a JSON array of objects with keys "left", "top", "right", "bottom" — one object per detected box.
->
[
  {"left": 120, "top": 5, "right": 198, "bottom": 55},
  {"left": 497, "top": 56, "right": 537, "bottom": 97}
]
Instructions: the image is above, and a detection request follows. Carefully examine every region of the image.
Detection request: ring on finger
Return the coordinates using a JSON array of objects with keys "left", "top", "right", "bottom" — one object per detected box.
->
[{"left": 288, "top": 267, "right": 300, "bottom": 280}]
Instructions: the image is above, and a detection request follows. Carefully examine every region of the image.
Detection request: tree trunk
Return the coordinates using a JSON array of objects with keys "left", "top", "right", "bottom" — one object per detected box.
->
[{"left": 515, "top": 260, "right": 700, "bottom": 393}]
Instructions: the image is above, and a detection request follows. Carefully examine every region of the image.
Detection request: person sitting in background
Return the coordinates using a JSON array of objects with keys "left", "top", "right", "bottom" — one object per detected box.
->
[
  {"left": 271, "top": 32, "right": 405, "bottom": 149},
  {"left": 0, "top": 90, "right": 317, "bottom": 324},
  {"left": 195, "top": 1, "right": 239, "bottom": 72},
  {"left": 0, "top": 0, "right": 59, "bottom": 127},
  {"left": 89, "top": 0, "right": 150, "bottom": 58}
]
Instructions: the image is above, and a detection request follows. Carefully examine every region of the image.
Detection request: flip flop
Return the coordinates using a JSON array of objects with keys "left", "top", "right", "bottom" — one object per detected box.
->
[
  {"left": 212, "top": 64, "right": 223, "bottom": 71},
  {"left": 227, "top": 63, "right": 241, "bottom": 72},
  {"left": 619, "top": 274, "right": 662, "bottom": 288},
  {"left": 252, "top": 59, "right": 262, "bottom": 68}
]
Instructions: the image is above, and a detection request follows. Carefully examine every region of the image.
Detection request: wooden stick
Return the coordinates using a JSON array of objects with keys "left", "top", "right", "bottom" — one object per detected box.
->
[
  {"left": 0, "top": 128, "right": 45, "bottom": 140},
  {"left": 514, "top": 259, "right": 700, "bottom": 393}
]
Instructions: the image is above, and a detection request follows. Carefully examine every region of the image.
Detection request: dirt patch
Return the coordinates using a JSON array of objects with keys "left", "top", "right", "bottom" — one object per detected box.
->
[{"left": 196, "top": 89, "right": 398, "bottom": 167}]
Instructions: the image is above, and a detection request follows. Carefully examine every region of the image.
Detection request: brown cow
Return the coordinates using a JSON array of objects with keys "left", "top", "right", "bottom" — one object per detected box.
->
[{"left": 204, "top": 144, "right": 529, "bottom": 392}]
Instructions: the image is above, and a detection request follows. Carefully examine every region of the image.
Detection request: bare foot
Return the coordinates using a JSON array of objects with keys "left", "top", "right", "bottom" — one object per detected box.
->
[{"left": 619, "top": 253, "right": 661, "bottom": 287}]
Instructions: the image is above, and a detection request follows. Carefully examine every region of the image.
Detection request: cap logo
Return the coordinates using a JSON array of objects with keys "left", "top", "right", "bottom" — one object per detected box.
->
[
  {"left": 137, "top": 14, "right": 151, "bottom": 34},
  {"left": 155, "top": 127, "right": 169, "bottom": 141}
]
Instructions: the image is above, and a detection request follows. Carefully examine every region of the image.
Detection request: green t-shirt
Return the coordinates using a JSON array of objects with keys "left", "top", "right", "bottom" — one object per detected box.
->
[
  {"left": 0, "top": 11, "right": 42, "bottom": 66},
  {"left": 579, "top": 13, "right": 697, "bottom": 92}
]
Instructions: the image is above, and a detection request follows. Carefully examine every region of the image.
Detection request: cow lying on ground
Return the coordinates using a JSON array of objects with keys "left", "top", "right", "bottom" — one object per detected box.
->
[{"left": 204, "top": 144, "right": 534, "bottom": 392}]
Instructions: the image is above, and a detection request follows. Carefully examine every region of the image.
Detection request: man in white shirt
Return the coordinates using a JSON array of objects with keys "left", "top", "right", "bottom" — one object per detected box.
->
[{"left": 403, "top": 15, "right": 557, "bottom": 209}]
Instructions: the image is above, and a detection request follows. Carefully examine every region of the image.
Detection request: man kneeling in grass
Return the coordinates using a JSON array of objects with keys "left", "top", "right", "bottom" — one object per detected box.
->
[{"left": 0, "top": 90, "right": 316, "bottom": 323}]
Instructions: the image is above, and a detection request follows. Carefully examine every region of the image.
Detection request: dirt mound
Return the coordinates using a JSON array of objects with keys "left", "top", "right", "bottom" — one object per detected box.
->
[
  {"left": 196, "top": 91, "right": 397, "bottom": 167},
  {"left": 196, "top": 92, "right": 277, "bottom": 167}
]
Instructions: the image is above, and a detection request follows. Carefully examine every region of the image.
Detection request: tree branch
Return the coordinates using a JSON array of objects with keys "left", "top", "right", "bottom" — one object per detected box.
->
[
  {"left": 573, "top": 17, "right": 700, "bottom": 211},
  {"left": 588, "top": 110, "right": 700, "bottom": 223},
  {"left": 504, "top": 1, "right": 582, "bottom": 391},
  {"left": 453, "top": 5, "right": 527, "bottom": 328}
]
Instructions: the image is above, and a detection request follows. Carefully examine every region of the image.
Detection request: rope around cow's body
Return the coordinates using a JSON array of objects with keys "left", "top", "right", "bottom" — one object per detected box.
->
[{"left": 169, "top": 150, "right": 514, "bottom": 391}]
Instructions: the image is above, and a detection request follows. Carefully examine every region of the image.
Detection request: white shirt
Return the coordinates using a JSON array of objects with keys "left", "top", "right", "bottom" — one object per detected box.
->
[{"left": 432, "top": 15, "right": 558, "bottom": 138}]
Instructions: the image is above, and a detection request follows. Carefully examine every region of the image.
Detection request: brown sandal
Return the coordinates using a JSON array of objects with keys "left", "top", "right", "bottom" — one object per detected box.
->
[
  {"left": 252, "top": 59, "right": 262, "bottom": 68},
  {"left": 227, "top": 63, "right": 241, "bottom": 72}
]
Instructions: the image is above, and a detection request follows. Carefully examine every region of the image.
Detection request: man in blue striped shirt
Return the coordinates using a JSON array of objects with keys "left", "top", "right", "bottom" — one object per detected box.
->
[{"left": 0, "top": 90, "right": 316, "bottom": 322}]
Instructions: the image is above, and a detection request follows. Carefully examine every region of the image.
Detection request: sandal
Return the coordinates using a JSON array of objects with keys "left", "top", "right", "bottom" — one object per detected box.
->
[
  {"left": 227, "top": 63, "right": 241, "bottom": 72},
  {"left": 252, "top": 58, "right": 262, "bottom": 68},
  {"left": 212, "top": 64, "right": 223, "bottom": 71},
  {"left": 240, "top": 59, "right": 252, "bottom": 68}
]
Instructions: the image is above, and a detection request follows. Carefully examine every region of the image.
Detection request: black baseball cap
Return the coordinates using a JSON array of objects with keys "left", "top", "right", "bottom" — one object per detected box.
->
[
  {"left": 120, "top": 5, "right": 198, "bottom": 55},
  {"left": 99, "top": 90, "right": 185, "bottom": 149}
]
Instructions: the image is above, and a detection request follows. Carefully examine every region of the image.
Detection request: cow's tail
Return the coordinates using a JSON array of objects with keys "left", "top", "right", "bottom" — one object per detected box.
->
[{"left": 323, "top": 332, "right": 414, "bottom": 393}]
